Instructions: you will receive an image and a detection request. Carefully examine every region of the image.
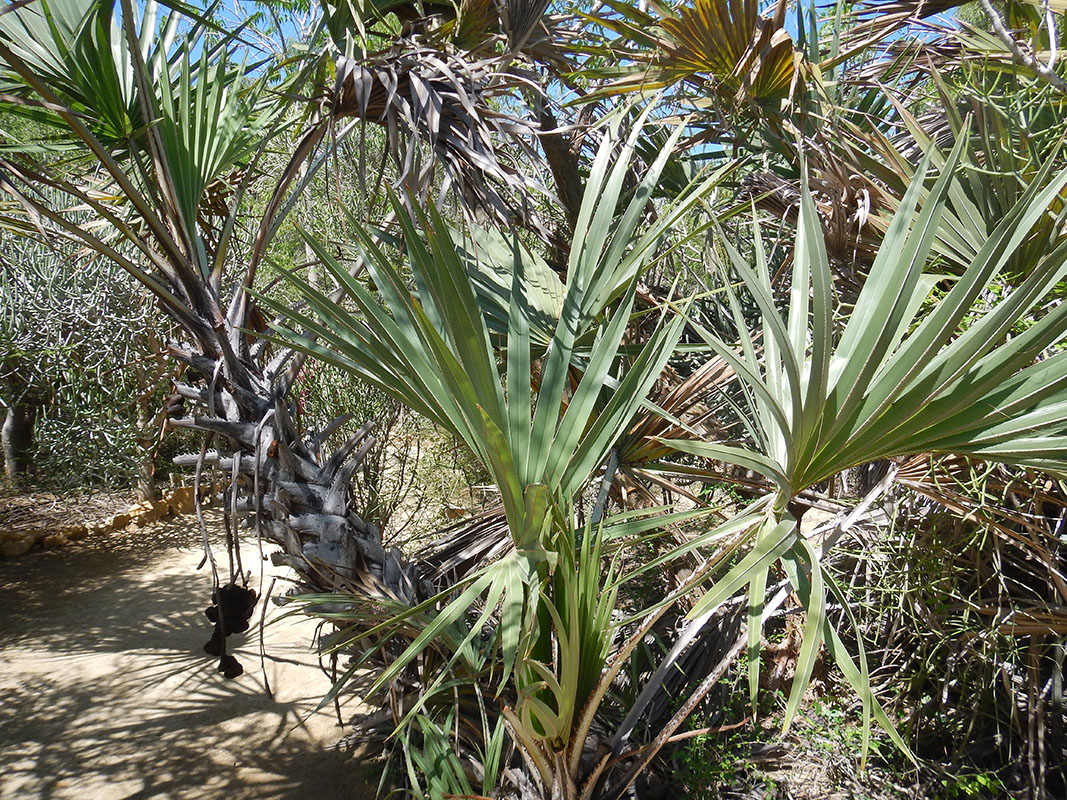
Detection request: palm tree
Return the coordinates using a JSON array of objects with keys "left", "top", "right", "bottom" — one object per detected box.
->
[
  {"left": 0, "top": 0, "right": 425, "bottom": 679},
  {"left": 264, "top": 114, "right": 734, "bottom": 798},
  {"left": 0, "top": 0, "right": 651, "bottom": 680}
]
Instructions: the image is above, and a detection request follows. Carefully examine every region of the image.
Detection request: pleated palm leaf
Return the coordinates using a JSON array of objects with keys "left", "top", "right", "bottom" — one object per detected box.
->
[
  {"left": 583, "top": 0, "right": 906, "bottom": 272},
  {"left": 0, "top": 0, "right": 150, "bottom": 152},
  {"left": 660, "top": 134, "right": 1067, "bottom": 754}
]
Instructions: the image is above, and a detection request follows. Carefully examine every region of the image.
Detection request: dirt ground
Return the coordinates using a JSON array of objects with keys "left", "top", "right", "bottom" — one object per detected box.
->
[{"left": 0, "top": 507, "right": 375, "bottom": 800}]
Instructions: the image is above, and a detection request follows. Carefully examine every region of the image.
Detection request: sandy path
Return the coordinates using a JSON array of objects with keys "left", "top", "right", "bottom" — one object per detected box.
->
[{"left": 0, "top": 511, "right": 374, "bottom": 800}]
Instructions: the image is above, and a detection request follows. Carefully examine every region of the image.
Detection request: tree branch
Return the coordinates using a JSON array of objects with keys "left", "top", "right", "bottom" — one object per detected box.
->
[{"left": 979, "top": 0, "right": 1067, "bottom": 95}]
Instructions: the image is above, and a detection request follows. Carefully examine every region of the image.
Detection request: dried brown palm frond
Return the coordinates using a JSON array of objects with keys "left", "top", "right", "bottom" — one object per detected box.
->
[
  {"left": 618, "top": 357, "right": 732, "bottom": 484},
  {"left": 304, "top": 0, "right": 575, "bottom": 244},
  {"left": 986, "top": 607, "right": 1067, "bottom": 636},
  {"left": 244, "top": 42, "right": 559, "bottom": 297},
  {"left": 852, "top": 31, "right": 1015, "bottom": 87},
  {"left": 840, "top": 0, "right": 964, "bottom": 53},
  {"left": 738, "top": 166, "right": 891, "bottom": 270},
  {"left": 590, "top": 0, "right": 797, "bottom": 109},
  {"left": 330, "top": 45, "right": 551, "bottom": 234},
  {"left": 895, "top": 453, "right": 1067, "bottom": 604},
  {"left": 846, "top": 0, "right": 1067, "bottom": 96},
  {"left": 414, "top": 508, "right": 510, "bottom": 591},
  {"left": 657, "top": 0, "right": 795, "bottom": 103},
  {"left": 850, "top": 5, "right": 1067, "bottom": 93}
]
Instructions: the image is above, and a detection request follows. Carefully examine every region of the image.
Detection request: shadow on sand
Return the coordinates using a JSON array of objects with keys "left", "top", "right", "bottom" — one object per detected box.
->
[{"left": 0, "top": 512, "right": 375, "bottom": 800}]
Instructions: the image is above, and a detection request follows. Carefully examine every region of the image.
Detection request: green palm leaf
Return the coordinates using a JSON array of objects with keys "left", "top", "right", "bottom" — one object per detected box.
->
[
  {"left": 651, "top": 131, "right": 1067, "bottom": 759},
  {"left": 259, "top": 117, "right": 703, "bottom": 706}
]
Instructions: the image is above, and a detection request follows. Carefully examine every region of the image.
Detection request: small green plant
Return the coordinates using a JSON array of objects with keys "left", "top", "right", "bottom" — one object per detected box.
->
[
  {"left": 671, "top": 680, "right": 778, "bottom": 799},
  {"left": 941, "top": 770, "right": 1006, "bottom": 799},
  {"left": 803, "top": 697, "right": 867, "bottom": 757},
  {"left": 675, "top": 726, "right": 747, "bottom": 798}
]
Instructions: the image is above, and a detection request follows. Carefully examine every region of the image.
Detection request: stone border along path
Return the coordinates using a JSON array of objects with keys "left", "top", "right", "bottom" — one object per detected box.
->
[
  {"left": 0, "top": 507, "right": 375, "bottom": 800},
  {"left": 0, "top": 487, "right": 206, "bottom": 558}
]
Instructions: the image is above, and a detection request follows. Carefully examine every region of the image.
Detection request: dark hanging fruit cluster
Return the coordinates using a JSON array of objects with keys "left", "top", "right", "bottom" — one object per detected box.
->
[{"left": 203, "top": 583, "right": 258, "bottom": 679}]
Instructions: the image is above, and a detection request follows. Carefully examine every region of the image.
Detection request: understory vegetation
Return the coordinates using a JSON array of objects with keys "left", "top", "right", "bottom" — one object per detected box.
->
[{"left": 1, "top": 0, "right": 1065, "bottom": 798}]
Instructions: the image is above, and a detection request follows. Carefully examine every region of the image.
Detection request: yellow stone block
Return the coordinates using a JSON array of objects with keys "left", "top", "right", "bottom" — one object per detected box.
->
[
  {"left": 168, "top": 487, "right": 196, "bottom": 514},
  {"left": 62, "top": 525, "right": 89, "bottom": 541},
  {"left": 0, "top": 533, "right": 35, "bottom": 558},
  {"left": 42, "top": 533, "right": 70, "bottom": 549}
]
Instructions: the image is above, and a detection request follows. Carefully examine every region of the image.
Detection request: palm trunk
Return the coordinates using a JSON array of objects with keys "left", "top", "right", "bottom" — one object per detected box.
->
[
  {"left": 165, "top": 344, "right": 424, "bottom": 601},
  {"left": 134, "top": 382, "right": 158, "bottom": 503}
]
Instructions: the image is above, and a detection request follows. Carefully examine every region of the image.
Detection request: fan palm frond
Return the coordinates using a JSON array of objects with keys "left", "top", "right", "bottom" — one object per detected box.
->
[{"left": 591, "top": 0, "right": 796, "bottom": 109}]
